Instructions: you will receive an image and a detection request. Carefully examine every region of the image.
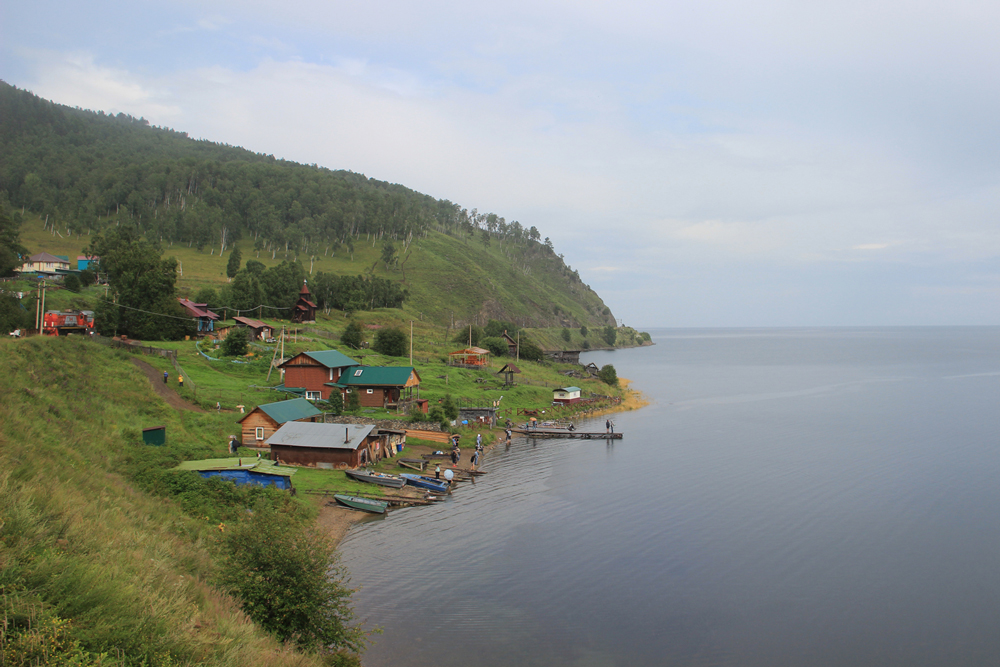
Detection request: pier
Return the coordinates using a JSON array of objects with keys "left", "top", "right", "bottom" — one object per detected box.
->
[{"left": 512, "top": 428, "right": 623, "bottom": 439}]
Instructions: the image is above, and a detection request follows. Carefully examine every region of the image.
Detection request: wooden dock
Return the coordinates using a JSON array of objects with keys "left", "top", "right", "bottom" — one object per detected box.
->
[{"left": 512, "top": 429, "right": 623, "bottom": 439}]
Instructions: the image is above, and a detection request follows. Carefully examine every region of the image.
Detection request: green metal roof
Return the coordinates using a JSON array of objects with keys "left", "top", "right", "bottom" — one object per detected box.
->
[
  {"left": 331, "top": 366, "right": 416, "bottom": 387},
  {"left": 255, "top": 397, "right": 322, "bottom": 424},
  {"left": 175, "top": 457, "right": 295, "bottom": 477},
  {"left": 303, "top": 349, "right": 358, "bottom": 368}
]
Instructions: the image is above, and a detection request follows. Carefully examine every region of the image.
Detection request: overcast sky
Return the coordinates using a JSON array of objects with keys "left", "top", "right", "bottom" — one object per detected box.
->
[{"left": 3, "top": 0, "right": 999, "bottom": 326}]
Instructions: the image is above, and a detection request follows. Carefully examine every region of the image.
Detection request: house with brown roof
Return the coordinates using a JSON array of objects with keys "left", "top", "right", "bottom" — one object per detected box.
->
[
  {"left": 178, "top": 298, "right": 220, "bottom": 333},
  {"left": 20, "top": 252, "right": 71, "bottom": 275}
]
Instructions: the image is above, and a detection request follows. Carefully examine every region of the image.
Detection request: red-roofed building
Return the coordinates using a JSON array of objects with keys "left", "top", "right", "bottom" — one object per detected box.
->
[
  {"left": 178, "top": 298, "right": 220, "bottom": 333},
  {"left": 292, "top": 281, "right": 317, "bottom": 323}
]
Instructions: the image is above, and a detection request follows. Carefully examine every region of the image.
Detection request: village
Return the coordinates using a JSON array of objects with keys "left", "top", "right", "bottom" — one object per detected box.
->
[{"left": 8, "top": 251, "right": 641, "bottom": 535}]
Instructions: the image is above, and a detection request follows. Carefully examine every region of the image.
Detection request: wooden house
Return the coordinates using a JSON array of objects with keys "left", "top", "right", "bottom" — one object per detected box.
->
[
  {"left": 553, "top": 386, "right": 582, "bottom": 405},
  {"left": 232, "top": 316, "right": 273, "bottom": 341},
  {"left": 333, "top": 366, "right": 421, "bottom": 408},
  {"left": 291, "top": 281, "right": 317, "bottom": 323},
  {"left": 178, "top": 298, "right": 220, "bottom": 333},
  {"left": 266, "top": 422, "right": 381, "bottom": 468},
  {"left": 20, "top": 252, "right": 71, "bottom": 274},
  {"left": 236, "top": 397, "right": 323, "bottom": 445},
  {"left": 278, "top": 349, "right": 359, "bottom": 400},
  {"left": 449, "top": 346, "right": 490, "bottom": 368},
  {"left": 501, "top": 330, "right": 518, "bottom": 357}
]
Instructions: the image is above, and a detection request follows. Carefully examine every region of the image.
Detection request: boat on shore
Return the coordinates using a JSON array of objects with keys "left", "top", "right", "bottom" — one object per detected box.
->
[
  {"left": 333, "top": 494, "right": 389, "bottom": 514},
  {"left": 400, "top": 473, "right": 450, "bottom": 493},
  {"left": 345, "top": 469, "right": 407, "bottom": 489}
]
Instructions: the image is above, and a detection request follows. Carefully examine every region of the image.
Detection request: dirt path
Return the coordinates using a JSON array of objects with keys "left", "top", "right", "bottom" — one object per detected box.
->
[{"left": 131, "top": 358, "right": 206, "bottom": 412}]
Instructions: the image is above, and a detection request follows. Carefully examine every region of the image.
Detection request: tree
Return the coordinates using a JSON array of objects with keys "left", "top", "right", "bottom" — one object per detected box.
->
[
  {"left": 226, "top": 246, "right": 242, "bottom": 280},
  {"left": 519, "top": 339, "right": 544, "bottom": 362},
  {"left": 216, "top": 506, "right": 365, "bottom": 655},
  {"left": 602, "top": 325, "right": 617, "bottom": 346},
  {"left": 341, "top": 321, "right": 364, "bottom": 349},
  {"left": 561, "top": 327, "right": 571, "bottom": 342},
  {"left": 598, "top": 364, "right": 619, "bottom": 387},
  {"left": 580, "top": 326, "right": 588, "bottom": 338},
  {"left": 480, "top": 336, "right": 507, "bottom": 357},
  {"left": 0, "top": 294, "right": 29, "bottom": 334},
  {"left": 440, "top": 394, "right": 458, "bottom": 422},
  {"left": 452, "top": 325, "right": 483, "bottom": 347},
  {"left": 221, "top": 328, "right": 248, "bottom": 356},
  {"left": 321, "top": 391, "right": 344, "bottom": 416},
  {"left": 345, "top": 389, "right": 361, "bottom": 413},
  {"left": 0, "top": 204, "right": 27, "bottom": 277},
  {"left": 87, "top": 226, "right": 194, "bottom": 340},
  {"left": 380, "top": 241, "right": 397, "bottom": 270},
  {"left": 373, "top": 327, "right": 408, "bottom": 357},
  {"left": 194, "top": 286, "right": 218, "bottom": 307},
  {"left": 63, "top": 273, "right": 81, "bottom": 293}
]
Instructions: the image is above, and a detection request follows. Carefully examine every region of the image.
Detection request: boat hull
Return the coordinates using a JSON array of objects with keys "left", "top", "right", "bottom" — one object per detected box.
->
[
  {"left": 345, "top": 469, "right": 407, "bottom": 488},
  {"left": 334, "top": 494, "right": 389, "bottom": 514},
  {"left": 400, "top": 473, "right": 450, "bottom": 493}
]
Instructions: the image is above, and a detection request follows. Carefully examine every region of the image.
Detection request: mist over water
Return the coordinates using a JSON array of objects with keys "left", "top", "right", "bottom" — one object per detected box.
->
[{"left": 339, "top": 327, "right": 1000, "bottom": 666}]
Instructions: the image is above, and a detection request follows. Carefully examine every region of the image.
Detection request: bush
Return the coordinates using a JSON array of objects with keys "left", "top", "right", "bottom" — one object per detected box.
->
[
  {"left": 341, "top": 321, "right": 364, "bottom": 349},
  {"left": 216, "top": 506, "right": 365, "bottom": 654},
  {"left": 452, "top": 325, "right": 483, "bottom": 347},
  {"left": 373, "top": 327, "right": 408, "bottom": 357},
  {"left": 580, "top": 325, "right": 588, "bottom": 337},
  {"left": 602, "top": 325, "right": 617, "bottom": 346},
  {"left": 561, "top": 328, "right": 571, "bottom": 342},
  {"left": 345, "top": 389, "right": 361, "bottom": 413},
  {"left": 440, "top": 394, "right": 458, "bottom": 422},
  {"left": 519, "top": 339, "right": 544, "bottom": 362},
  {"left": 221, "top": 328, "right": 248, "bottom": 356},
  {"left": 480, "top": 336, "right": 507, "bottom": 357},
  {"left": 62, "top": 274, "right": 81, "bottom": 292},
  {"left": 321, "top": 392, "right": 344, "bottom": 415},
  {"left": 598, "top": 364, "right": 619, "bottom": 387}
]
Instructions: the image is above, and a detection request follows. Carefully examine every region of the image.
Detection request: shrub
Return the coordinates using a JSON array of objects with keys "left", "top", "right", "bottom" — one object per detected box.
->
[
  {"left": 580, "top": 325, "right": 588, "bottom": 337},
  {"left": 452, "top": 325, "right": 483, "bottom": 346},
  {"left": 341, "top": 321, "right": 364, "bottom": 349},
  {"left": 561, "top": 328, "right": 571, "bottom": 342},
  {"left": 373, "top": 327, "right": 408, "bottom": 357},
  {"left": 602, "top": 326, "right": 617, "bottom": 346},
  {"left": 216, "top": 506, "right": 365, "bottom": 654},
  {"left": 221, "top": 328, "right": 248, "bottom": 356},
  {"left": 519, "top": 339, "right": 544, "bottom": 362},
  {"left": 440, "top": 394, "right": 458, "bottom": 422},
  {"left": 345, "top": 389, "right": 361, "bottom": 413},
  {"left": 321, "top": 392, "right": 344, "bottom": 415},
  {"left": 480, "top": 336, "right": 507, "bottom": 357},
  {"left": 598, "top": 364, "right": 619, "bottom": 387},
  {"left": 62, "top": 274, "right": 81, "bottom": 293}
]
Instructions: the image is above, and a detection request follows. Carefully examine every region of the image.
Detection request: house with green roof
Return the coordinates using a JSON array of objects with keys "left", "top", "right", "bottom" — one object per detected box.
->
[
  {"left": 236, "top": 397, "right": 323, "bottom": 445},
  {"left": 331, "top": 365, "right": 422, "bottom": 409},
  {"left": 278, "top": 349, "right": 359, "bottom": 400}
]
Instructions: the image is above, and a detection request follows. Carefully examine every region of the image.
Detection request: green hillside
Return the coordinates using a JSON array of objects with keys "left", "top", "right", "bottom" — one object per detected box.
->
[{"left": 0, "top": 81, "right": 614, "bottom": 330}]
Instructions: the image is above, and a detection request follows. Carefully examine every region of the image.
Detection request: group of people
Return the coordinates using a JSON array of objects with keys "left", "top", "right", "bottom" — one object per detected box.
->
[
  {"left": 162, "top": 370, "right": 183, "bottom": 387},
  {"left": 447, "top": 433, "right": 485, "bottom": 470},
  {"left": 606, "top": 419, "right": 615, "bottom": 434}
]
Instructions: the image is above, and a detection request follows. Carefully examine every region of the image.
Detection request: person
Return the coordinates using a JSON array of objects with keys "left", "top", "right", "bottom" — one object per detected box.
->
[
  {"left": 455, "top": 446, "right": 461, "bottom": 464},
  {"left": 178, "top": 375, "right": 184, "bottom": 388},
  {"left": 610, "top": 420, "right": 615, "bottom": 434},
  {"left": 216, "top": 401, "right": 221, "bottom": 412},
  {"left": 606, "top": 419, "right": 610, "bottom": 434},
  {"left": 505, "top": 428, "right": 512, "bottom": 445},
  {"left": 476, "top": 433, "right": 482, "bottom": 449},
  {"left": 163, "top": 370, "right": 168, "bottom": 384},
  {"left": 450, "top": 449, "right": 457, "bottom": 466},
  {"left": 435, "top": 463, "right": 441, "bottom": 480},
  {"left": 569, "top": 423, "right": 576, "bottom": 431},
  {"left": 471, "top": 449, "right": 479, "bottom": 469}
]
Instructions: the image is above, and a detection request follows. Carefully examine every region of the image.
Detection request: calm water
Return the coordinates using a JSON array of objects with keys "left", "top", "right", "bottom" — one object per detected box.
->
[{"left": 340, "top": 327, "right": 1000, "bottom": 666}]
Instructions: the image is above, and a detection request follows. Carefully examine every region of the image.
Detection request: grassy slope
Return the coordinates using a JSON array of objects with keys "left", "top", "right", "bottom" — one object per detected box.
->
[
  {"left": 0, "top": 336, "right": 329, "bottom": 666},
  {"left": 18, "top": 214, "right": 613, "bottom": 330}
]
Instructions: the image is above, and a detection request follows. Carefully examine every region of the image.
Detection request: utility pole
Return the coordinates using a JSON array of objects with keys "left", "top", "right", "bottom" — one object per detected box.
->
[
  {"left": 410, "top": 320, "right": 413, "bottom": 366},
  {"left": 38, "top": 282, "right": 46, "bottom": 334}
]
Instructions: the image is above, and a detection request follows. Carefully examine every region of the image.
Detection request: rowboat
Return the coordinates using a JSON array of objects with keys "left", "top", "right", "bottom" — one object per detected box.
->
[
  {"left": 333, "top": 494, "right": 389, "bottom": 514},
  {"left": 400, "top": 473, "right": 450, "bottom": 493},
  {"left": 345, "top": 469, "right": 407, "bottom": 489}
]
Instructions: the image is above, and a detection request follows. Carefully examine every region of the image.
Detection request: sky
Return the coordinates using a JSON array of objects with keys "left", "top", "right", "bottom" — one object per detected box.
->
[{"left": 2, "top": 0, "right": 999, "bottom": 327}]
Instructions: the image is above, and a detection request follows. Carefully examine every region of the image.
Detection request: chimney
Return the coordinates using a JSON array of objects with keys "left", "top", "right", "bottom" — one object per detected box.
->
[{"left": 345, "top": 427, "right": 350, "bottom": 444}]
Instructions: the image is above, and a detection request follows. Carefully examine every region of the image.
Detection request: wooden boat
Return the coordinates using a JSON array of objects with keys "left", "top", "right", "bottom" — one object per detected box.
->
[
  {"left": 345, "top": 469, "right": 406, "bottom": 489},
  {"left": 400, "top": 473, "right": 450, "bottom": 493},
  {"left": 333, "top": 494, "right": 389, "bottom": 514},
  {"left": 420, "top": 452, "right": 452, "bottom": 460}
]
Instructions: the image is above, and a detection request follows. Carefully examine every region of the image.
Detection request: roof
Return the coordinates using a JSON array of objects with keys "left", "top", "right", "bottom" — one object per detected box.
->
[
  {"left": 178, "top": 298, "right": 220, "bottom": 320},
  {"left": 233, "top": 316, "right": 268, "bottom": 329},
  {"left": 299, "top": 281, "right": 312, "bottom": 295},
  {"left": 297, "top": 349, "right": 358, "bottom": 368},
  {"left": 331, "top": 366, "right": 420, "bottom": 388},
  {"left": 266, "top": 422, "right": 376, "bottom": 450},
  {"left": 555, "top": 386, "right": 582, "bottom": 393},
  {"left": 497, "top": 363, "right": 522, "bottom": 373},
  {"left": 28, "top": 252, "right": 69, "bottom": 263},
  {"left": 238, "top": 397, "right": 322, "bottom": 424},
  {"left": 175, "top": 457, "right": 295, "bottom": 477},
  {"left": 450, "top": 347, "right": 490, "bottom": 355}
]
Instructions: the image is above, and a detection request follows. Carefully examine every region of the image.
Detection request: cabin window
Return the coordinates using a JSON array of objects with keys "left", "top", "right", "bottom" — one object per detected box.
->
[
  {"left": 255, "top": 427, "right": 264, "bottom": 440},
  {"left": 366, "top": 389, "right": 374, "bottom": 394},
  {"left": 306, "top": 391, "right": 321, "bottom": 401},
  {"left": 354, "top": 369, "right": 363, "bottom": 376}
]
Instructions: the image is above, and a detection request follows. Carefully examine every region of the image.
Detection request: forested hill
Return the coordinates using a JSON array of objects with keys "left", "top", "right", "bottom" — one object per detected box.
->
[{"left": 0, "top": 81, "right": 616, "bottom": 328}]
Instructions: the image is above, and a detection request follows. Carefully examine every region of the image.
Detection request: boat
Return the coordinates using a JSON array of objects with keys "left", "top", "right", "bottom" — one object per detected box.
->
[
  {"left": 333, "top": 494, "right": 389, "bottom": 514},
  {"left": 345, "top": 469, "right": 407, "bottom": 489},
  {"left": 400, "top": 473, "right": 450, "bottom": 493}
]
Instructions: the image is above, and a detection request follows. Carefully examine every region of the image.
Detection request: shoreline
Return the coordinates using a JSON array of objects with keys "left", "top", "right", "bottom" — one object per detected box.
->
[{"left": 321, "top": 377, "right": 649, "bottom": 548}]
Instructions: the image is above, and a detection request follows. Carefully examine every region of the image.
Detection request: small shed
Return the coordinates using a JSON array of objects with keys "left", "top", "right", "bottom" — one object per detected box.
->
[
  {"left": 236, "top": 397, "right": 323, "bottom": 445},
  {"left": 142, "top": 425, "right": 166, "bottom": 446},
  {"left": 175, "top": 458, "right": 295, "bottom": 490},
  {"left": 266, "top": 422, "right": 380, "bottom": 468},
  {"left": 458, "top": 406, "right": 497, "bottom": 426},
  {"left": 497, "top": 363, "right": 521, "bottom": 387},
  {"left": 232, "top": 316, "right": 274, "bottom": 341},
  {"left": 553, "top": 386, "right": 582, "bottom": 405}
]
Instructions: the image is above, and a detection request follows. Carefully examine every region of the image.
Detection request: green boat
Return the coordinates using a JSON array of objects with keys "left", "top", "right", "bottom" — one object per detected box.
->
[{"left": 333, "top": 494, "right": 389, "bottom": 514}]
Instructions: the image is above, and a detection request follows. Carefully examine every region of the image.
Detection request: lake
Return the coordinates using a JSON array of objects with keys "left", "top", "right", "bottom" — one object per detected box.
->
[{"left": 339, "top": 327, "right": 1000, "bottom": 666}]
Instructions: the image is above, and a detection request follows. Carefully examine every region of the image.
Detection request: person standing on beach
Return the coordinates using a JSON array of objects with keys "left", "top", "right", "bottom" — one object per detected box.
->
[
  {"left": 471, "top": 449, "right": 479, "bottom": 470},
  {"left": 435, "top": 464, "right": 441, "bottom": 480},
  {"left": 476, "top": 433, "right": 482, "bottom": 449}
]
